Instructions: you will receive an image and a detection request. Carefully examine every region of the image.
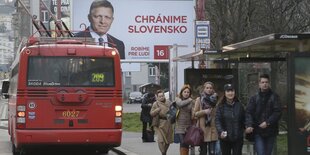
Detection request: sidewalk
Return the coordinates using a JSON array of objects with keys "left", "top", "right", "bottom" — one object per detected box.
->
[
  {"left": 116, "top": 132, "right": 200, "bottom": 155},
  {"left": 116, "top": 131, "right": 255, "bottom": 155},
  {"left": 0, "top": 100, "right": 8, "bottom": 129}
]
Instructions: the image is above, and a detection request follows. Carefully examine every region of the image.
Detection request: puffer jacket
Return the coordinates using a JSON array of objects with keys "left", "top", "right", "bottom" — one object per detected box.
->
[
  {"left": 174, "top": 97, "right": 195, "bottom": 134},
  {"left": 215, "top": 100, "right": 245, "bottom": 142}
]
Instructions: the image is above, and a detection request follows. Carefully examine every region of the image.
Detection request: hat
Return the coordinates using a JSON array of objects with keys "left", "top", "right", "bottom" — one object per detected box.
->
[{"left": 224, "top": 84, "right": 234, "bottom": 91}]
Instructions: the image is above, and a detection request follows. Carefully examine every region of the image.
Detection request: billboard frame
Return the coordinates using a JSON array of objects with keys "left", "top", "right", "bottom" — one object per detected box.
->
[{"left": 288, "top": 52, "right": 310, "bottom": 155}]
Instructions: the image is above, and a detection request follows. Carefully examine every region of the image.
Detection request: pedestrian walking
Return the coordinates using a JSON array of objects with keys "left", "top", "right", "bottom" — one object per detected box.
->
[
  {"left": 140, "top": 92, "right": 156, "bottom": 142},
  {"left": 194, "top": 81, "right": 220, "bottom": 155},
  {"left": 245, "top": 74, "right": 282, "bottom": 155},
  {"left": 150, "top": 90, "right": 173, "bottom": 155},
  {"left": 215, "top": 84, "right": 245, "bottom": 155},
  {"left": 174, "top": 84, "right": 195, "bottom": 155}
]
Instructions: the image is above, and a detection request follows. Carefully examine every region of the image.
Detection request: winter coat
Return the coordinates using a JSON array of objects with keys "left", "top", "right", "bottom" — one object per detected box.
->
[
  {"left": 215, "top": 100, "right": 245, "bottom": 142},
  {"left": 150, "top": 100, "right": 173, "bottom": 144},
  {"left": 245, "top": 89, "right": 282, "bottom": 137},
  {"left": 140, "top": 93, "right": 156, "bottom": 123},
  {"left": 194, "top": 96, "right": 219, "bottom": 142},
  {"left": 174, "top": 97, "right": 195, "bottom": 134}
]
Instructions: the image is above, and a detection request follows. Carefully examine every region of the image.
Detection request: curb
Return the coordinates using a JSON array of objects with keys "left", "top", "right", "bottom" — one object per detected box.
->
[{"left": 0, "top": 126, "right": 8, "bottom": 130}]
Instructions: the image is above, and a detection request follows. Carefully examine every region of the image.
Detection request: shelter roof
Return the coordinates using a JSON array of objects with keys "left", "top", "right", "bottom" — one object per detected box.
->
[{"left": 174, "top": 33, "right": 310, "bottom": 62}]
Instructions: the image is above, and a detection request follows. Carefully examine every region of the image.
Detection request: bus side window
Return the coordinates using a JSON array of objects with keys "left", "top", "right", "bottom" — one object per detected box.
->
[{"left": 1, "top": 81, "right": 9, "bottom": 99}]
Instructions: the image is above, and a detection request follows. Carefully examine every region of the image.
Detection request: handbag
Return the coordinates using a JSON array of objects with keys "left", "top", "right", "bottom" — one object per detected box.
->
[
  {"left": 183, "top": 122, "right": 204, "bottom": 146},
  {"left": 145, "top": 129, "right": 155, "bottom": 142},
  {"left": 166, "top": 101, "right": 179, "bottom": 124}
]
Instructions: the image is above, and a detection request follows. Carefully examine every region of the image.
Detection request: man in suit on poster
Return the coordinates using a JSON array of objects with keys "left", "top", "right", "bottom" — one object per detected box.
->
[{"left": 75, "top": 0, "right": 125, "bottom": 59}]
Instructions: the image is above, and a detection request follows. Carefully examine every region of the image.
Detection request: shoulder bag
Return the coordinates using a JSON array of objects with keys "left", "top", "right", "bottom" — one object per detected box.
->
[{"left": 183, "top": 121, "right": 204, "bottom": 146}]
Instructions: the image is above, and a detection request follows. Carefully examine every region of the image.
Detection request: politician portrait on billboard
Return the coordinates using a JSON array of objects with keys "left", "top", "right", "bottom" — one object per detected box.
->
[
  {"left": 290, "top": 54, "right": 310, "bottom": 154},
  {"left": 74, "top": 0, "right": 125, "bottom": 59},
  {"left": 72, "top": 0, "right": 195, "bottom": 60}
]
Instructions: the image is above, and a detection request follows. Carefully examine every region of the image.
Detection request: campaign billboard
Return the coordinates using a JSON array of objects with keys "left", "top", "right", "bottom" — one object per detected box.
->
[{"left": 72, "top": 0, "right": 195, "bottom": 60}]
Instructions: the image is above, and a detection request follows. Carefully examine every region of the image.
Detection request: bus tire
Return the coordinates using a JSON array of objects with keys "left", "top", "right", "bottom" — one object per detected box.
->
[{"left": 96, "top": 148, "right": 109, "bottom": 154}]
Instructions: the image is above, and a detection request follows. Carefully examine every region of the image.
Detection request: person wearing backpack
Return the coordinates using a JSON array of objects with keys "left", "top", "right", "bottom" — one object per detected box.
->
[
  {"left": 245, "top": 74, "right": 282, "bottom": 155},
  {"left": 194, "top": 81, "right": 220, "bottom": 155},
  {"left": 150, "top": 90, "right": 173, "bottom": 155}
]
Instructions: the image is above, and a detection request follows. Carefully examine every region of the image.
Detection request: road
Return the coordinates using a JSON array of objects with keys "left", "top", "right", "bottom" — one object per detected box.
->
[
  {"left": 0, "top": 129, "right": 120, "bottom": 155},
  {"left": 122, "top": 102, "right": 141, "bottom": 113}
]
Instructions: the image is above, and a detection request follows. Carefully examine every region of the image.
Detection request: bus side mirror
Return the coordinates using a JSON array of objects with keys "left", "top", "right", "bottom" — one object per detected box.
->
[{"left": 1, "top": 80, "right": 10, "bottom": 99}]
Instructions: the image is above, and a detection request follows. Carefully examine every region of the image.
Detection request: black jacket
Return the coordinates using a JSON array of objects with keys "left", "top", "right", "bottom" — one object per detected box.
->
[
  {"left": 140, "top": 93, "right": 156, "bottom": 123},
  {"left": 245, "top": 89, "right": 282, "bottom": 137},
  {"left": 215, "top": 100, "right": 245, "bottom": 142},
  {"left": 74, "top": 27, "right": 125, "bottom": 59}
]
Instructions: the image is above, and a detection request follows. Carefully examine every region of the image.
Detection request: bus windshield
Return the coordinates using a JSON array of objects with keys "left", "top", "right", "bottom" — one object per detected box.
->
[{"left": 27, "top": 56, "right": 115, "bottom": 87}]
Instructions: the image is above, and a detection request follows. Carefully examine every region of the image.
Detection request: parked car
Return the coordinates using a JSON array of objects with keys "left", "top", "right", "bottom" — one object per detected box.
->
[{"left": 128, "top": 91, "right": 143, "bottom": 104}]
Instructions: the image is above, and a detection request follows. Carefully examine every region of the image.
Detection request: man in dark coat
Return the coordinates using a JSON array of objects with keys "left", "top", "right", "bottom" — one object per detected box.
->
[
  {"left": 74, "top": 0, "right": 125, "bottom": 59},
  {"left": 140, "top": 92, "right": 156, "bottom": 142},
  {"left": 245, "top": 74, "right": 282, "bottom": 155}
]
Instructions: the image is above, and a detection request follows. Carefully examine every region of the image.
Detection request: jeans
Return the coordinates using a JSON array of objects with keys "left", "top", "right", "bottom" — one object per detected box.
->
[
  {"left": 254, "top": 134, "right": 276, "bottom": 155},
  {"left": 199, "top": 141, "right": 221, "bottom": 155},
  {"left": 215, "top": 140, "right": 221, "bottom": 155},
  {"left": 176, "top": 133, "right": 189, "bottom": 148}
]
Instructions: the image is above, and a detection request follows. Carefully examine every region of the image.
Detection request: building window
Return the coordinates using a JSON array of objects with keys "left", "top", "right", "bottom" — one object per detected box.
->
[
  {"left": 149, "top": 67, "right": 155, "bottom": 76},
  {"left": 125, "top": 72, "right": 131, "bottom": 77}
]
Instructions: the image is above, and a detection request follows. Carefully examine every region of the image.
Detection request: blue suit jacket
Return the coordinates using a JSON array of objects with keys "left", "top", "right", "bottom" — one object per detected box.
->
[{"left": 74, "top": 27, "right": 125, "bottom": 59}]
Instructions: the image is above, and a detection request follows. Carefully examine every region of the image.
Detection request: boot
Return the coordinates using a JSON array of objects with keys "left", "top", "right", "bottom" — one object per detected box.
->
[{"left": 180, "top": 147, "right": 189, "bottom": 155}]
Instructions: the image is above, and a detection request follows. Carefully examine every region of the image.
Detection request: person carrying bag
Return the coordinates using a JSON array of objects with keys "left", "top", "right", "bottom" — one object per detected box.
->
[
  {"left": 150, "top": 90, "right": 173, "bottom": 155},
  {"left": 174, "top": 84, "right": 195, "bottom": 155},
  {"left": 194, "top": 81, "right": 220, "bottom": 155}
]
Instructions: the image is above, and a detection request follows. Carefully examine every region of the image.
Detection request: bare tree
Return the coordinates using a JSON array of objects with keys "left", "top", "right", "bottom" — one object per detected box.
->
[{"left": 204, "top": 0, "right": 310, "bottom": 49}]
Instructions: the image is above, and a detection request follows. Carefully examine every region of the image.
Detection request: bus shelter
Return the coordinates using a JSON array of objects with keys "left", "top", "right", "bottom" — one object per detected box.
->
[
  {"left": 173, "top": 33, "right": 310, "bottom": 155},
  {"left": 139, "top": 83, "right": 162, "bottom": 95}
]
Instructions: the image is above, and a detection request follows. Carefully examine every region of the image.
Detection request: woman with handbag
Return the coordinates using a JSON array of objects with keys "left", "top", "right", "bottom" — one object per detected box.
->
[
  {"left": 175, "top": 84, "right": 195, "bottom": 155},
  {"left": 194, "top": 81, "right": 220, "bottom": 155},
  {"left": 215, "top": 84, "right": 245, "bottom": 155},
  {"left": 150, "top": 90, "right": 173, "bottom": 155}
]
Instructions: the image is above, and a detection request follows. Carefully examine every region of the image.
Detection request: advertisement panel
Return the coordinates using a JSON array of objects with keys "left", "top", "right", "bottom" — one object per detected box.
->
[
  {"left": 288, "top": 53, "right": 310, "bottom": 155},
  {"left": 72, "top": 0, "right": 195, "bottom": 60},
  {"left": 184, "top": 69, "right": 238, "bottom": 99}
]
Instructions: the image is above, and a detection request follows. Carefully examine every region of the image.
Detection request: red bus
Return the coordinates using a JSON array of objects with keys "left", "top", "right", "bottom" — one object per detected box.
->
[{"left": 2, "top": 37, "right": 123, "bottom": 154}]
